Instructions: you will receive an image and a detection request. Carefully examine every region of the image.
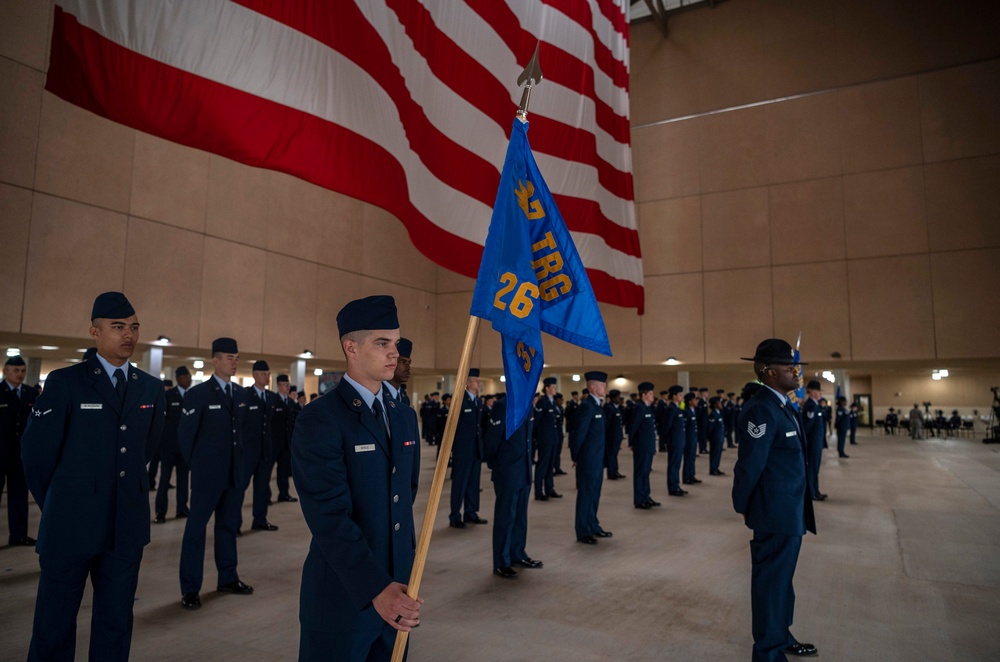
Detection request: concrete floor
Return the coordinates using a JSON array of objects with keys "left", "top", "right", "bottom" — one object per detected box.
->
[{"left": 2, "top": 429, "right": 999, "bottom": 661}]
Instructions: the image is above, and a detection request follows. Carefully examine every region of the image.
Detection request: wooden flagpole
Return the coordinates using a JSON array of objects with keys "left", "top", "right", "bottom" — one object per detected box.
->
[{"left": 391, "top": 315, "right": 480, "bottom": 661}]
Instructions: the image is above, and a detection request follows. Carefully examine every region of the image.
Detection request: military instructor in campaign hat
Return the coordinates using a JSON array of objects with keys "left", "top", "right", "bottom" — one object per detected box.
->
[
  {"left": 292, "top": 295, "right": 422, "bottom": 661},
  {"left": 21, "top": 292, "right": 166, "bottom": 661},
  {"left": 732, "top": 339, "right": 818, "bottom": 661}
]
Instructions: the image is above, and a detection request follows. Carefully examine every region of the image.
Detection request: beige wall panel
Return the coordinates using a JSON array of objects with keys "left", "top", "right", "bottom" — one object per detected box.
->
[
  {"left": 266, "top": 172, "right": 364, "bottom": 273},
  {"left": 314, "top": 267, "right": 362, "bottom": 360},
  {"left": 702, "top": 188, "right": 770, "bottom": 271},
  {"left": 757, "top": 28, "right": 845, "bottom": 101},
  {"left": 848, "top": 255, "right": 935, "bottom": 360},
  {"left": 359, "top": 277, "right": 436, "bottom": 370},
  {"left": 696, "top": 107, "right": 767, "bottom": 194},
  {"left": 198, "top": 237, "right": 266, "bottom": 352},
  {"left": 130, "top": 133, "right": 208, "bottom": 233},
  {"left": 262, "top": 253, "right": 318, "bottom": 358},
  {"left": 766, "top": 92, "right": 842, "bottom": 185},
  {"left": 23, "top": 194, "right": 127, "bottom": 337},
  {"left": 756, "top": 0, "right": 838, "bottom": 46},
  {"left": 640, "top": 273, "right": 705, "bottom": 365},
  {"left": 930, "top": 248, "right": 1000, "bottom": 359},
  {"left": 843, "top": 166, "right": 928, "bottom": 259},
  {"left": 0, "top": 184, "right": 32, "bottom": 331},
  {"left": 924, "top": 155, "right": 1000, "bottom": 252},
  {"left": 704, "top": 267, "right": 774, "bottom": 363},
  {"left": 632, "top": 120, "right": 700, "bottom": 202},
  {"left": 540, "top": 336, "right": 584, "bottom": 370},
  {"left": 629, "top": 38, "right": 704, "bottom": 124},
  {"left": 920, "top": 59, "right": 1000, "bottom": 163},
  {"left": 0, "top": 60, "right": 43, "bottom": 189},
  {"left": 34, "top": 94, "right": 134, "bottom": 212},
  {"left": 768, "top": 177, "right": 846, "bottom": 264},
  {"left": 697, "top": 47, "right": 768, "bottom": 114},
  {"left": 772, "top": 261, "right": 852, "bottom": 360},
  {"left": 474, "top": 319, "right": 498, "bottom": 371},
  {"left": 123, "top": 218, "right": 204, "bottom": 348},
  {"left": 584, "top": 303, "right": 641, "bottom": 367},
  {"left": 837, "top": 77, "right": 923, "bottom": 174},
  {"left": 873, "top": 369, "right": 1000, "bottom": 414},
  {"left": 205, "top": 155, "right": 270, "bottom": 249},
  {"left": 361, "top": 205, "right": 436, "bottom": 293},
  {"left": 0, "top": 0, "right": 51, "bottom": 70},
  {"left": 434, "top": 292, "right": 472, "bottom": 371},
  {"left": 435, "top": 266, "right": 475, "bottom": 294},
  {"left": 637, "top": 196, "right": 702, "bottom": 276}
]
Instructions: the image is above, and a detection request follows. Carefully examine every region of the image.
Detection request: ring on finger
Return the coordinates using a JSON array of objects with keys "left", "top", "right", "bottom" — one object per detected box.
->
[{"left": 394, "top": 614, "right": 402, "bottom": 624}]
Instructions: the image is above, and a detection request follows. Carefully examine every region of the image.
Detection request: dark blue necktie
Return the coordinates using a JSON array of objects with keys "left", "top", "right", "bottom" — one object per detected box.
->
[
  {"left": 113, "top": 369, "right": 127, "bottom": 404},
  {"left": 372, "top": 398, "right": 390, "bottom": 440}
]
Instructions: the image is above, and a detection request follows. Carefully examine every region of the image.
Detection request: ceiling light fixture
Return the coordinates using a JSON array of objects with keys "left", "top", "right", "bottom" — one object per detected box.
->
[
  {"left": 6, "top": 348, "right": 20, "bottom": 357},
  {"left": 155, "top": 336, "right": 171, "bottom": 345},
  {"left": 313, "top": 368, "right": 323, "bottom": 376},
  {"left": 301, "top": 350, "right": 314, "bottom": 359},
  {"left": 664, "top": 357, "right": 680, "bottom": 366}
]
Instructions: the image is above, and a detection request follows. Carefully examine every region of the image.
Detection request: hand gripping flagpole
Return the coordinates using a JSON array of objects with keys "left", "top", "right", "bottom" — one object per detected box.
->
[{"left": 391, "top": 44, "right": 543, "bottom": 662}]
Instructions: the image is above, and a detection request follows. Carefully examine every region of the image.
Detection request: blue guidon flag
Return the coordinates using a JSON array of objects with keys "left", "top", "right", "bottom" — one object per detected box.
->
[{"left": 471, "top": 119, "right": 612, "bottom": 436}]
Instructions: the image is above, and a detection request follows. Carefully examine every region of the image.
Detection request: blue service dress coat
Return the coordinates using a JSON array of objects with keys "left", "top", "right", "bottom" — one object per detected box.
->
[
  {"left": 292, "top": 378, "right": 420, "bottom": 662},
  {"left": 707, "top": 408, "right": 725, "bottom": 473},
  {"left": 800, "top": 398, "right": 824, "bottom": 499},
  {"left": 628, "top": 400, "right": 656, "bottom": 506},
  {"left": 683, "top": 404, "right": 699, "bottom": 481},
  {"left": 20, "top": 356, "right": 164, "bottom": 662},
  {"left": 532, "top": 395, "right": 560, "bottom": 495},
  {"left": 660, "top": 402, "right": 685, "bottom": 492},
  {"left": 732, "top": 387, "right": 816, "bottom": 662},
  {"left": 449, "top": 391, "right": 483, "bottom": 523},
  {"left": 603, "top": 401, "right": 624, "bottom": 478},
  {"left": 569, "top": 395, "right": 605, "bottom": 540},
  {"left": 155, "top": 385, "right": 189, "bottom": 517},
  {"left": 1, "top": 380, "right": 38, "bottom": 542},
  {"left": 242, "top": 387, "right": 276, "bottom": 524},
  {"left": 835, "top": 405, "right": 849, "bottom": 455},
  {"left": 484, "top": 398, "right": 532, "bottom": 568}
]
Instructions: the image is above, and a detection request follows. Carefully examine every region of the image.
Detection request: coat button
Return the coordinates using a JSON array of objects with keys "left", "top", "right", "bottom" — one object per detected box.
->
[
  {"left": 393, "top": 494, "right": 399, "bottom": 503},
  {"left": 394, "top": 523, "right": 400, "bottom": 531},
  {"left": 120, "top": 447, "right": 126, "bottom": 453},
  {"left": 120, "top": 424, "right": 127, "bottom": 431},
  {"left": 119, "top": 471, "right": 125, "bottom": 477}
]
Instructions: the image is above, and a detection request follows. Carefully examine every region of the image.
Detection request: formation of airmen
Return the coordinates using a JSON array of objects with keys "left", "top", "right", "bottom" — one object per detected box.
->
[{"left": 2, "top": 291, "right": 872, "bottom": 661}]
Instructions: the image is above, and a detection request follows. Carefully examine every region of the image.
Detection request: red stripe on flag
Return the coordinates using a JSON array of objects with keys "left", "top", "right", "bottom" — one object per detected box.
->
[
  {"left": 540, "top": 0, "right": 629, "bottom": 90},
  {"left": 594, "top": 0, "right": 630, "bottom": 46},
  {"left": 588, "top": 269, "right": 645, "bottom": 315}
]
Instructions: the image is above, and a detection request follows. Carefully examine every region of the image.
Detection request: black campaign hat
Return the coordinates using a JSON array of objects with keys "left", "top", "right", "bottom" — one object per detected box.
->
[
  {"left": 639, "top": 382, "right": 655, "bottom": 393},
  {"left": 584, "top": 371, "right": 607, "bottom": 382},
  {"left": 397, "top": 338, "right": 412, "bottom": 358},
  {"left": 91, "top": 291, "right": 135, "bottom": 320},
  {"left": 212, "top": 337, "right": 239, "bottom": 354},
  {"left": 337, "top": 295, "right": 398, "bottom": 336},
  {"left": 4, "top": 355, "right": 25, "bottom": 367},
  {"left": 543, "top": 377, "right": 557, "bottom": 386},
  {"left": 175, "top": 365, "right": 190, "bottom": 377},
  {"left": 741, "top": 338, "right": 806, "bottom": 365},
  {"left": 252, "top": 360, "right": 270, "bottom": 372}
]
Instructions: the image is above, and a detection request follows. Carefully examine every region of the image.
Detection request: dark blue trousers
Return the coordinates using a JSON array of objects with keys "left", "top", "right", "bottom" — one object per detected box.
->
[
  {"left": 666, "top": 441, "right": 684, "bottom": 493},
  {"left": 709, "top": 433, "right": 724, "bottom": 474},
  {"left": 632, "top": 446, "right": 652, "bottom": 505},
  {"left": 179, "top": 481, "right": 242, "bottom": 593},
  {"left": 1, "top": 451, "right": 30, "bottom": 542},
  {"left": 299, "top": 605, "right": 404, "bottom": 662},
  {"left": 806, "top": 438, "right": 823, "bottom": 498},
  {"left": 29, "top": 547, "right": 143, "bottom": 662},
  {"left": 242, "top": 450, "right": 273, "bottom": 526},
  {"left": 683, "top": 434, "right": 698, "bottom": 481},
  {"left": 574, "top": 460, "right": 604, "bottom": 539},
  {"left": 493, "top": 482, "right": 529, "bottom": 568},
  {"left": 605, "top": 437, "right": 621, "bottom": 478},
  {"left": 533, "top": 441, "right": 556, "bottom": 495},
  {"left": 275, "top": 444, "right": 294, "bottom": 498},
  {"left": 750, "top": 531, "right": 802, "bottom": 662},
  {"left": 449, "top": 455, "right": 481, "bottom": 523},
  {"left": 837, "top": 429, "right": 847, "bottom": 455},
  {"left": 553, "top": 436, "right": 564, "bottom": 470},
  {"left": 154, "top": 447, "right": 189, "bottom": 517}
]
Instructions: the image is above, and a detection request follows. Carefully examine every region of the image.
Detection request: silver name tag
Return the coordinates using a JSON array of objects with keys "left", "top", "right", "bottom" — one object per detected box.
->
[
  {"left": 249, "top": 406, "right": 259, "bottom": 410},
  {"left": 170, "top": 402, "right": 180, "bottom": 406},
  {"left": 463, "top": 408, "right": 472, "bottom": 413},
  {"left": 209, "top": 404, "right": 222, "bottom": 410},
  {"left": 595, "top": 414, "right": 602, "bottom": 418},
  {"left": 81, "top": 403, "right": 103, "bottom": 410},
  {"left": 786, "top": 431, "right": 797, "bottom": 437},
  {"left": 355, "top": 444, "right": 376, "bottom": 453}
]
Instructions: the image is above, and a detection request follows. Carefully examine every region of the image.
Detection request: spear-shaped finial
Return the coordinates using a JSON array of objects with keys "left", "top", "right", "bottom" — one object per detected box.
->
[{"left": 516, "top": 43, "right": 543, "bottom": 122}]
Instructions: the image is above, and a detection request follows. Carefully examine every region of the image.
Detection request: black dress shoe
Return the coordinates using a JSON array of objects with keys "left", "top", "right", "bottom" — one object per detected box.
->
[
  {"left": 554, "top": 469, "right": 568, "bottom": 476},
  {"left": 217, "top": 580, "right": 254, "bottom": 595},
  {"left": 839, "top": 454, "right": 850, "bottom": 458},
  {"left": 181, "top": 592, "right": 201, "bottom": 610},
  {"left": 534, "top": 493, "right": 549, "bottom": 501},
  {"left": 710, "top": 470, "right": 726, "bottom": 476},
  {"left": 648, "top": 500, "right": 662, "bottom": 507},
  {"left": 154, "top": 514, "right": 166, "bottom": 524},
  {"left": 449, "top": 521, "right": 466, "bottom": 529},
  {"left": 635, "top": 503, "right": 652, "bottom": 509},
  {"left": 277, "top": 495, "right": 298, "bottom": 502},
  {"left": 493, "top": 566, "right": 518, "bottom": 579},
  {"left": 784, "top": 642, "right": 818, "bottom": 657},
  {"left": 812, "top": 494, "right": 827, "bottom": 501},
  {"left": 607, "top": 474, "right": 619, "bottom": 480},
  {"left": 512, "top": 558, "right": 543, "bottom": 568},
  {"left": 9, "top": 536, "right": 36, "bottom": 546},
  {"left": 683, "top": 478, "right": 703, "bottom": 484},
  {"left": 251, "top": 521, "right": 279, "bottom": 531},
  {"left": 594, "top": 530, "right": 613, "bottom": 538},
  {"left": 168, "top": 483, "right": 175, "bottom": 489},
  {"left": 615, "top": 473, "right": 626, "bottom": 479},
  {"left": 176, "top": 511, "right": 189, "bottom": 519},
  {"left": 577, "top": 536, "right": 598, "bottom": 544},
  {"left": 465, "top": 516, "right": 488, "bottom": 525},
  {"left": 669, "top": 490, "right": 686, "bottom": 497},
  {"left": 545, "top": 492, "right": 563, "bottom": 499}
]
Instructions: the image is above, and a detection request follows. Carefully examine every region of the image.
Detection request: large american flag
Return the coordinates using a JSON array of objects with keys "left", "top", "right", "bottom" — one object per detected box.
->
[{"left": 48, "top": 0, "right": 644, "bottom": 312}]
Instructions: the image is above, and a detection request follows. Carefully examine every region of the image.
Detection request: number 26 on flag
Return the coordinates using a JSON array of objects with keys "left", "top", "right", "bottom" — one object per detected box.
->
[{"left": 493, "top": 272, "right": 538, "bottom": 319}]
